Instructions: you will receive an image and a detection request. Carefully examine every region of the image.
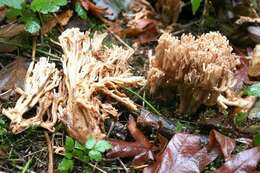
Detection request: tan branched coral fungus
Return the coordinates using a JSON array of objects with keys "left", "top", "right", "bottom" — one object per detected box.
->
[
  {"left": 2, "top": 58, "right": 60, "bottom": 133},
  {"left": 58, "top": 28, "right": 145, "bottom": 143},
  {"left": 148, "top": 32, "right": 255, "bottom": 114}
]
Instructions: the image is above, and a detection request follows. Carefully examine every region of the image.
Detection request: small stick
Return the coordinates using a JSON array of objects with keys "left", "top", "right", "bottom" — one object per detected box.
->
[
  {"left": 32, "top": 36, "right": 37, "bottom": 61},
  {"left": 118, "top": 158, "right": 129, "bottom": 173},
  {"left": 44, "top": 131, "right": 53, "bottom": 173}
]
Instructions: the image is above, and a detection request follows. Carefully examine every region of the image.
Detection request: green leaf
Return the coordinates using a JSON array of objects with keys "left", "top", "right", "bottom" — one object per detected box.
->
[
  {"left": 20, "top": 12, "right": 40, "bottom": 33},
  {"left": 88, "top": 150, "right": 102, "bottom": 161},
  {"left": 64, "top": 151, "right": 73, "bottom": 159},
  {"left": 94, "top": 140, "right": 112, "bottom": 152},
  {"left": 191, "top": 0, "right": 201, "bottom": 15},
  {"left": 74, "top": 141, "right": 85, "bottom": 150},
  {"left": 244, "top": 83, "right": 260, "bottom": 97},
  {"left": 58, "top": 158, "right": 74, "bottom": 173},
  {"left": 31, "top": 0, "right": 67, "bottom": 14},
  {"left": 65, "top": 136, "right": 75, "bottom": 152},
  {"left": 85, "top": 136, "right": 96, "bottom": 149},
  {"left": 234, "top": 112, "right": 248, "bottom": 127},
  {"left": 75, "top": 2, "right": 87, "bottom": 19},
  {"left": 0, "top": 0, "right": 24, "bottom": 9},
  {"left": 6, "top": 8, "right": 22, "bottom": 18},
  {"left": 254, "top": 132, "right": 260, "bottom": 147},
  {"left": 24, "top": 17, "right": 41, "bottom": 33}
]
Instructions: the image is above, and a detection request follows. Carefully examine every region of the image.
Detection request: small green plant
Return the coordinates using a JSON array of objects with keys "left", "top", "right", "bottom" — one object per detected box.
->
[
  {"left": 191, "top": 0, "right": 201, "bottom": 15},
  {"left": 253, "top": 132, "right": 260, "bottom": 147},
  {"left": 0, "top": 118, "right": 8, "bottom": 142},
  {"left": 0, "top": 0, "right": 87, "bottom": 33},
  {"left": 58, "top": 136, "right": 112, "bottom": 173},
  {"left": 244, "top": 83, "right": 260, "bottom": 97},
  {"left": 234, "top": 112, "right": 248, "bottom": 128}
]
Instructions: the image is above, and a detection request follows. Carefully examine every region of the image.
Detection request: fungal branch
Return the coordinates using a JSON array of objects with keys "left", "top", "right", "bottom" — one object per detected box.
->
[{"left": 148, "top": 32, "right": 255, "bottom": 114}]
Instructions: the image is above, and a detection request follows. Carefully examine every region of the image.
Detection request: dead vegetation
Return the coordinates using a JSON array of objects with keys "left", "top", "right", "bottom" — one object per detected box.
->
[{"left": 0, "top": 0, "right": 260, "bottom": 172}]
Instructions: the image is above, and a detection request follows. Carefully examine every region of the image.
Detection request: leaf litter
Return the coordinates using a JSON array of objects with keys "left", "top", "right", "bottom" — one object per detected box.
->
[{"left": 0, "top": 0, "right": 260, "bottom": 172}]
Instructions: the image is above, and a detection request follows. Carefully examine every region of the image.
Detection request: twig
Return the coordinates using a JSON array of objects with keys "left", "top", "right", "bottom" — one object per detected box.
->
[
  {"left": 44, "top": 131, "right": 53, "bottom": 173},
  {"left": 32, "top": 36, "right": 37, "bottom": 61},
  {"left": 107, "top": 27, "right": 134, "bottom": 52},
  {"left": 117, "top": 158, "right": 129, "bottom": 173},
  {"left": 87, "top": 163, "right": 107, "bottom": 173}
]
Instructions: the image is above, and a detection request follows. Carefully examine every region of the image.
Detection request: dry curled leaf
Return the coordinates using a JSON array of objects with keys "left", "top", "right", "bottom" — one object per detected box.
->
[
  {"left": 0, "top": 22, "right": 25, "bottom": 38},
  {"left": 248, "top": 45, "right": 260, "bottom": 78},
  {"left": 212, "top": 147, "right": 260, "bottom": 173},
  {"left": 41, "top": 10, "right": 73, "bottom": 35},
  {"left": 106, "top": 116, "right": 154, "bottom": 166},
  {"left": 155, "top": 0, "right": 182, "bottom": 24},
  {"left": 0, "top": 58, "right": 28, "bottom": 94},
  {"left": 144, "top": 130, "right": 235, "bottom": 173}
]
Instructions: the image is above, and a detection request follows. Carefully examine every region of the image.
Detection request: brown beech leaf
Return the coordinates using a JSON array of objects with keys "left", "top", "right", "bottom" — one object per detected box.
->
[
  {"left": 144, "top": 130, "right": 235, "bottom": 173},
  {"left": 0, "top": 23, "right": 25, "bottom": 38},
  {"left": 106, "top": 115, "right": 154, "bottom": 166},
  {"left": 144, "top": 133, "right": 213, "bottom": 173},
  {"left": 41, "top": 10, "right": 73, "bottom": 35},
  {"left": 248, "top": 45, "right": 260, "bottom": 78},
  {"left": 155, "top": 0, "right": 182, "bottom": 24},
  {"left": 212, "top": 147, "right": 260, "bottom": 173},
  {"left": 80, "top": 0, "right": 105, "bottom": 17},
  {"left": 233, "top": 56, "right": 250, "bottom": 92},
  {"left": 207, "top": 130, "right": 236, "bottom": 161},
  {"left": 0, "top": 58, "right": 28, "bottom": 98}
]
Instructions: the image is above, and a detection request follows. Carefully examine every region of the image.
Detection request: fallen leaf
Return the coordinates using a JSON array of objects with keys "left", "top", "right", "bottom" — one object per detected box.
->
[
  {"left": 94, "top": 0, "right": 133, "bottom": 20},
  {"left": 207, "top": 130, "right": 236, "bottom": 161},
  {"left": 155, "top": 0, "right": 182, "bottom": 24},
  {"left": 144, "top": 130, "right": 235, "bottom": 173},
  {"left": 0, "top": 22, "right": 25, "bottom": 38},
  {"left": 248, "top": 44, "right": 260, "bottom": 78},
  {"left": 212, "top": 147, "right": 260, "bottom": 173},
  {"left": 233, "top": 56, "right": 250, "bottom": 92},
  {"left": 0, "top": 57, "right": 28, "bottom": 98},
  {"left": 106, "top": 115, "right": 154, "bottom": 166},
  {"left": 80, "top": 0, "right": 105, "bottom": 17},
  {"left": 41, "top": 10, "right": 73, "bottom": 35}
]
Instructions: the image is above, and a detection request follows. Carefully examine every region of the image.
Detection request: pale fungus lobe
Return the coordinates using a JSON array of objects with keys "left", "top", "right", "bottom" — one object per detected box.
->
[{"left": 148, "top": 32, "right": 255, "bottom": 114}]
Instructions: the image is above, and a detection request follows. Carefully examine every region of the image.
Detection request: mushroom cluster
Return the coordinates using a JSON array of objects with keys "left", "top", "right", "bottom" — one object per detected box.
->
[
  {"left": 2, "top": 28, "right": 145, "bottom": 143},
  {"left": 148, "top": 32, "right": 255, "bottom": 114}
]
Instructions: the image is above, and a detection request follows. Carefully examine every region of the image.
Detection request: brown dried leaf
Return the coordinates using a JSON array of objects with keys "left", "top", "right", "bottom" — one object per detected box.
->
[
  {"left": 80, "top": 0, "right": 105, "bottom": 17},
  {"left": 248, "top": 45, "right": 260, "bottom": 78},
  {"left": 0, "top": 58, "right": 28, "bottom": 97},
  {"left": 0, "top": 23, "right": 25, "bottom": 38},
  {"left": 144, "top": 130, "right": 235, "bottom": 173},
  {"left": 233, "top": 56, "right": 249, "bottom": 92},
  {"left": 207, "top": 130, "right": 236, "bottom": 161},
  {"left": 106, "top": 116, "right": 154, "bottom": 166},
  {"left": 155, "top": 0, "right": 182, "bottom": 24},
  {"left": 212, "top": 147, "right": 260, "bottom": 173},
  {"left": 41, "top": 10, "right": 73, "bottom": 35}
]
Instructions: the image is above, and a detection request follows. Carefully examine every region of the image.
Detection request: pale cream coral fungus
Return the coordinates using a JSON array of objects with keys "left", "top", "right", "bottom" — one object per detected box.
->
[
  {"left": 148, "top": 32, "right": 254, "bottom": 114},
  {"left": 58, "top": 28, "right": 145, "bottom": 143},
  {"left": 2, "top": 57, "right": 60, "bottom": 133},
  {"left": 2, "top": 28, "right": 145, "bottom": 142}
]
